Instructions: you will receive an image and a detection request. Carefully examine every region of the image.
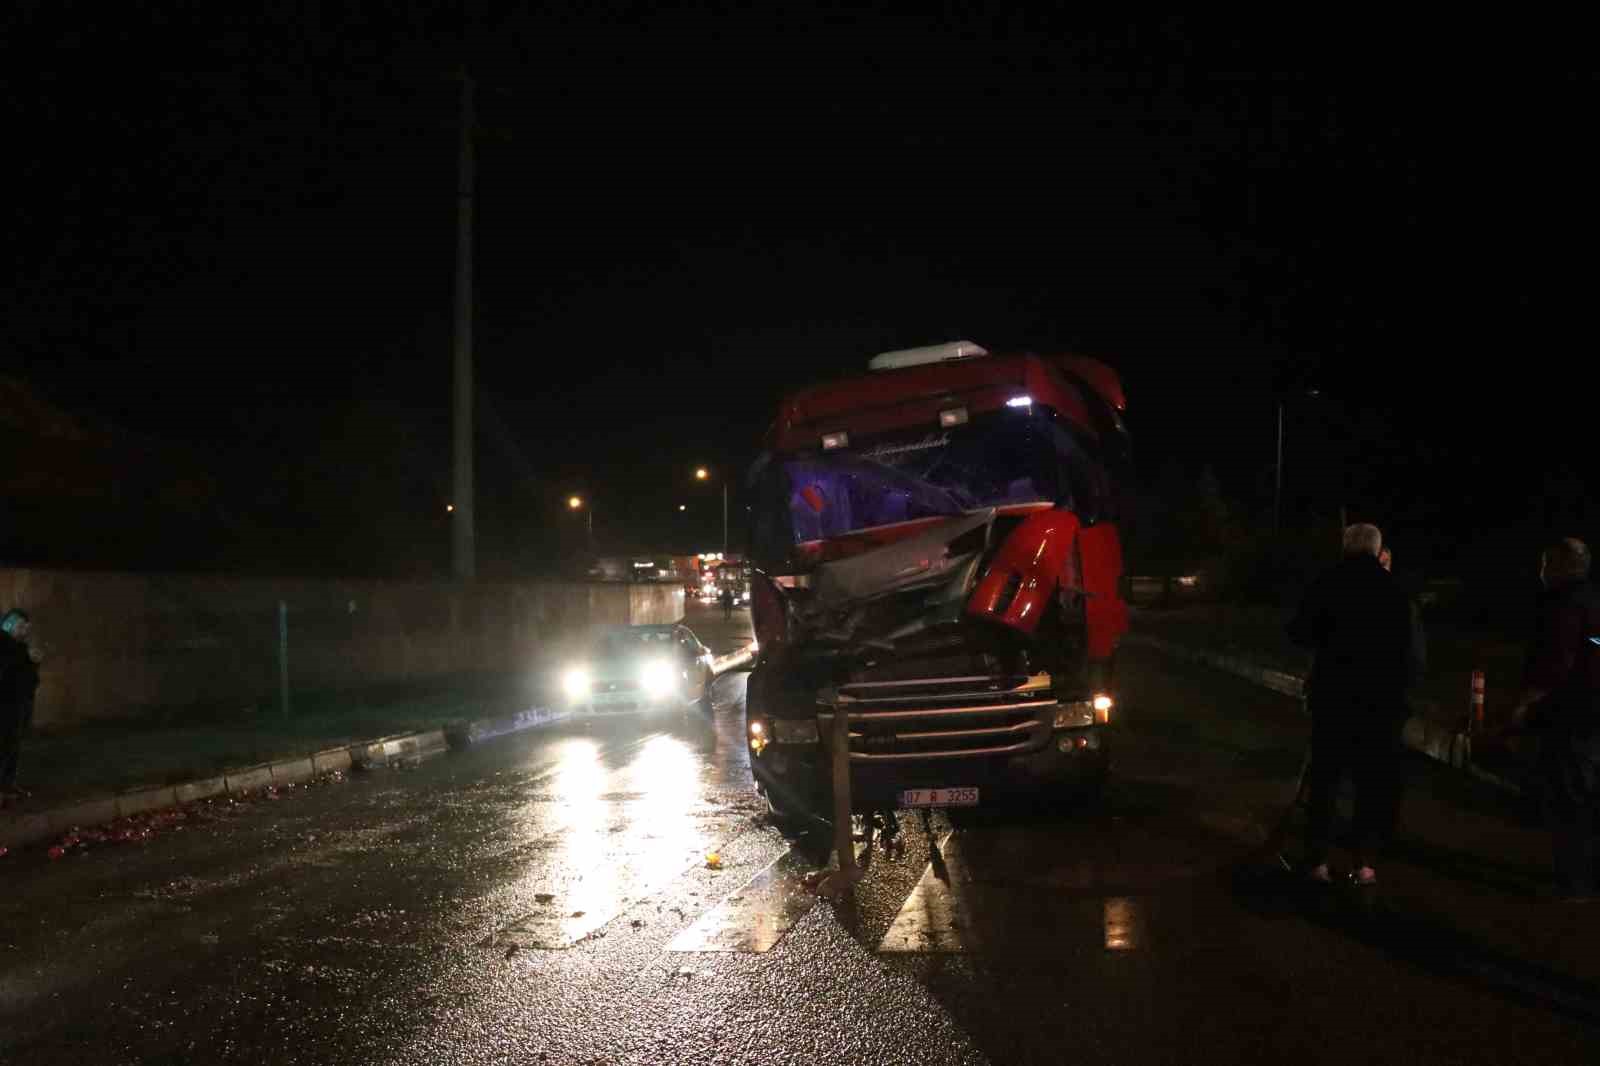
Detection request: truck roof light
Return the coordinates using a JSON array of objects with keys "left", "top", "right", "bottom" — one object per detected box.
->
[
  {"left": 939, "top": 406, "right": 969, "bottom": 427},
  {"left": 868, "top": 341, "right": 989, "bottom": 371},
  {"left": 1006, "top": 395, "right": 1033, "bottom": 408},
  {"left": 821, "top": 431, "right": 849, "bottom": 450}
]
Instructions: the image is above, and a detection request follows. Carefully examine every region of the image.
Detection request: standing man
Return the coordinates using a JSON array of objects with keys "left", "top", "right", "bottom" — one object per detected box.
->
[
  {"left": 1287, "top": 524, "right": 1417, "bottom": 886},
  {"left": 1506, "top": 538, "right": 1598, "bottom": 901},
  {"left": 0, "top": 608, "right": 41, "bottom": 806},
  {"left": 719, "top": 585, "right": 735, "bottom": 622}
]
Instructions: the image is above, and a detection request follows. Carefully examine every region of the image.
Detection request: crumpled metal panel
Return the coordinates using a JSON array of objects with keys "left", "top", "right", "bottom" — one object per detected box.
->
[
  {"left": 810, "top": 510, "right": 993, "bottom": 607},
  {"left": 966, "top": 509, "right": 1080, "bottom": 635}
]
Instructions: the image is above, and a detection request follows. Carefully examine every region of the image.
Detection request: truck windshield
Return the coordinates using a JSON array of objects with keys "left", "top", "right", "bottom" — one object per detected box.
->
[{"left": 780, "top": 413, "right": 1101, "bottom": 543}]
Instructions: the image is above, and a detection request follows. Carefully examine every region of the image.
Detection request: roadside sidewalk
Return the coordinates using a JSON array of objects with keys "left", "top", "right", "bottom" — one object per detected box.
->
[
  {"left": 0, "top": 672, "right": 567, "bottom": 852},
  {"left": 1128, "top": 605, "right": 1527, "bottom": 792},
  {"left": 1132, "top": 603, "right": 1526, "bottom": 733},
  {"left": 1127, "top": 616, "right": 1600, "bottom": 1000}
]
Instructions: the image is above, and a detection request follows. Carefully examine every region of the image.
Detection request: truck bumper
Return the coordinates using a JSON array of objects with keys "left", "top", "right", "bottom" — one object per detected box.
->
[{"left": 752, "top": 726, "right": 1109, "bottom": 814}]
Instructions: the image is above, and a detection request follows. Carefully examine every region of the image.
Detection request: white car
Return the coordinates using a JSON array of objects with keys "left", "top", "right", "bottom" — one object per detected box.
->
[{"left": 559, "top": 624, "right": 715, "bottom": 716}]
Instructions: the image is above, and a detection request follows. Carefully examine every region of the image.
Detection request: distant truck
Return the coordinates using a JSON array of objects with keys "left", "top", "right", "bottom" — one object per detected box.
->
[
  {"left": 741, "top": 341, "right": 1133, "bottom": 823},
  {"left": 714, "top": 560, "right": 751, "bottom": 605}
]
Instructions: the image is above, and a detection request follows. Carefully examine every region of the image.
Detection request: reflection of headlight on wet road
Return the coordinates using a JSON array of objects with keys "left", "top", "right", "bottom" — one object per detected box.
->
[
  {"left": 561, "top": 666, "right": 591, "bottom": 700},
  {"left": 640, "top": 659, "right": 675, "bottom": 699}
]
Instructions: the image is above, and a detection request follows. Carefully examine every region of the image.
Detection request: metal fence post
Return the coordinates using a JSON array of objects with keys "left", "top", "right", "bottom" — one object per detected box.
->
[{"left": 278, "top": 600, "right": 290, "bottom": 718}]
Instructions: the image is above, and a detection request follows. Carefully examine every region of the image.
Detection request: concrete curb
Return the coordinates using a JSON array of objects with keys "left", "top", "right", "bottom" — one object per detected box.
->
[
  {"left": 1124, "top": 632, "right": 1522, "bottom": 794},
  {"left": 347, "top": 728, "right": 452, "bottom": 770},
  {"left": 0, "top": 706, "right": 569, "bottom": 852},
  {"left": 446, "top": 704, "right": 570, "bottom": 748}
]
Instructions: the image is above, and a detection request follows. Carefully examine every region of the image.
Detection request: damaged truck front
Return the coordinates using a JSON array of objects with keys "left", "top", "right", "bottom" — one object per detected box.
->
[{"left": 743, "top": 342, "right": 1134, "bottom": 824}]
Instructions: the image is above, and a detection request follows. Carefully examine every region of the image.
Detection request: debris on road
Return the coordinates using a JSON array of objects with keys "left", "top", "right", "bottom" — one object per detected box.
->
[
  {"left": 704, "top": 851, "right": 723, "bottom": 869},
  {"left": 535, "top": 893, "right": 555, "bottom": 904},
  {"left": 25, "top": 770, "right": 351, "bottom": 862},
  {"left": 503, "top": 944, "right": 520, "bottom": 960}
]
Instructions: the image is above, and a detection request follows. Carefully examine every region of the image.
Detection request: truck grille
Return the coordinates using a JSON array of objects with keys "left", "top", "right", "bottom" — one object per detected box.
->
[{"left": 817, "top": 674, "right": 1054, "bottom": 761}]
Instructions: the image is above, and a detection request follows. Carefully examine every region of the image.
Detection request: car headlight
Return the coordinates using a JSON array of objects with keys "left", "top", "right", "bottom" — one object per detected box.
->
[
  {"left": 561, "top": 666, "right": 591, "bottom": 700},
  {"left": 640, "top": 659, "right": 676, "bottom": 698},
  {"left": 770, "top": 718, "right": 819, "bottom": 744}
]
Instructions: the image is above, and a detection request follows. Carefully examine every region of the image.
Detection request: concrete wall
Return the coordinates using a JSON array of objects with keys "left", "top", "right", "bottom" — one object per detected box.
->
[{"left": 0, "top": 569, "right": 684, "bottom": 729}]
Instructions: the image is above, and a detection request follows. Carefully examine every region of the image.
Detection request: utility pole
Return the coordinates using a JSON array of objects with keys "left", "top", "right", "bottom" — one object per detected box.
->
[
  {"left": 1273, "top": 400, "right": 1283, "bottom": 536},
  {"left": 722, "top": 482, "right": 728, "bottom": 557},
  {"left": 451, "top": 69, "right": 477, "bottom": 580}
]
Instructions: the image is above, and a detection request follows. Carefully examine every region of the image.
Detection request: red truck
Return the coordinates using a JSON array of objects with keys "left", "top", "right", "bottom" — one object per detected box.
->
[{"left": 742, "top": 341, "right": 1133, "bottom": 824}]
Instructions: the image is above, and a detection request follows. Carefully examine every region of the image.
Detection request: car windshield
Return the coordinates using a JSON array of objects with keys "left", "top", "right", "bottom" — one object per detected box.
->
[{"left": 596, "top": 630, "right": 676, "bottom": 657}]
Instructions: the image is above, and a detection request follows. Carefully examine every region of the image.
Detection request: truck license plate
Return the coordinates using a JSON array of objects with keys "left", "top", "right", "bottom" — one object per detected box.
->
[{"left": 899, "top": 787, "right": 979, "bottom": 808}]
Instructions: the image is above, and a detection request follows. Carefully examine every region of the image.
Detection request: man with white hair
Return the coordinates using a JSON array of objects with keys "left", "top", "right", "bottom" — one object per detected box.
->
[
  {"left": 1506, "top": 538, "right": 1598, "bottom": 901},
  {"left": 1287, "top": 523, "right": 1417, "bottom": 886}
]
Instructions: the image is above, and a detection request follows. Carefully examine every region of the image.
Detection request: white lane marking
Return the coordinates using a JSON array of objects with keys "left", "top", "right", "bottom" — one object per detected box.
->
[
  {"left": 667, "top": 846, "right": 816, "bottom": 953},
  {"left": 663, "top": 830, "right": 878, "bottom": 953},
  {"left": 878, "top": 833, "right": 963, "bottom": 954}
]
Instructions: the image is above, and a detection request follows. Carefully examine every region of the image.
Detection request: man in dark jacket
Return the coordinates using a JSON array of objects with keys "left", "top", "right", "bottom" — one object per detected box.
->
[
  {"left": 1507, "top": 538, "right": 1598, "bottom": 900},
  {"left": 0, "top": 608, "right": 41, "bottom": 805},
  {"left": 1287, "top": 524, "right": 1417, "bottom": 886}
]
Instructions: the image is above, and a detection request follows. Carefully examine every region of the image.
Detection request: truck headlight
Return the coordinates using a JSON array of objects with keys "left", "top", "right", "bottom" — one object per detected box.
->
[
  {"left": 640, "top": 659, "right": 675, "bottom": 698},
  {"left": 1053, "top": 702, "right": 1095, "bottom": 729},
  {"left": 561, "top": 666, "right": 591, "bottom": 700},
  {"left": 770, "top": 718, "right": 819, "bottom": 744},
  {"left": 1052, "top": 694, "right": 1113, "bottom": 729},
  {"left": 1093, "top": 693, "right": 1114, "bottom": 723}
]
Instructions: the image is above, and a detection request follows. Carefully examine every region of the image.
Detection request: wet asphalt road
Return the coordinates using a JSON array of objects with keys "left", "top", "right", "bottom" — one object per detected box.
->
[{"left": 2, "top": 603, "right": 1598, "bottom": 1064}]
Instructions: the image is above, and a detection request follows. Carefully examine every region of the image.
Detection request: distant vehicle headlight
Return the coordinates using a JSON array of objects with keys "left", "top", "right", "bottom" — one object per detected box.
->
[
  {"left": 640, "top": 659, "right": 676, "bottom": 698},
  {"left": 561, "top": 666, "right": 591, "bottom": 700}
]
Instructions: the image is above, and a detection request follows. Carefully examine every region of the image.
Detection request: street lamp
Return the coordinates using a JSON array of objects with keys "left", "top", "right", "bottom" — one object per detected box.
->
[
  {"left": 694, "top": 467, "right": 728, "bottom": 556},
  {"left": 567, "top": 494, "right": 593, "bottom": 551}
]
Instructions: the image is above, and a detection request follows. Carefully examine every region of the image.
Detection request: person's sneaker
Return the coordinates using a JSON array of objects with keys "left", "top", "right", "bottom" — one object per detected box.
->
[
  {"left": 1351, "top": 866, "right": 1378, "bottom": 887},
  {"left": 1306, "top": 863, "right": 1333, "bottom": 884}
]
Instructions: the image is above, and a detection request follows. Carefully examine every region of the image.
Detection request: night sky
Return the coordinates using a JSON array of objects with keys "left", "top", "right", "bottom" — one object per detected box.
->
[{"left": 6, "top": 7, "right": 1597, "bottom": 575}]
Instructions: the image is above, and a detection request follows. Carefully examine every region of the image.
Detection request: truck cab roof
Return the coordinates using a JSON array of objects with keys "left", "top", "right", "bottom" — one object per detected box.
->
[{"left": 764, "top": 348, "right": 1125, "bottom": 456}]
